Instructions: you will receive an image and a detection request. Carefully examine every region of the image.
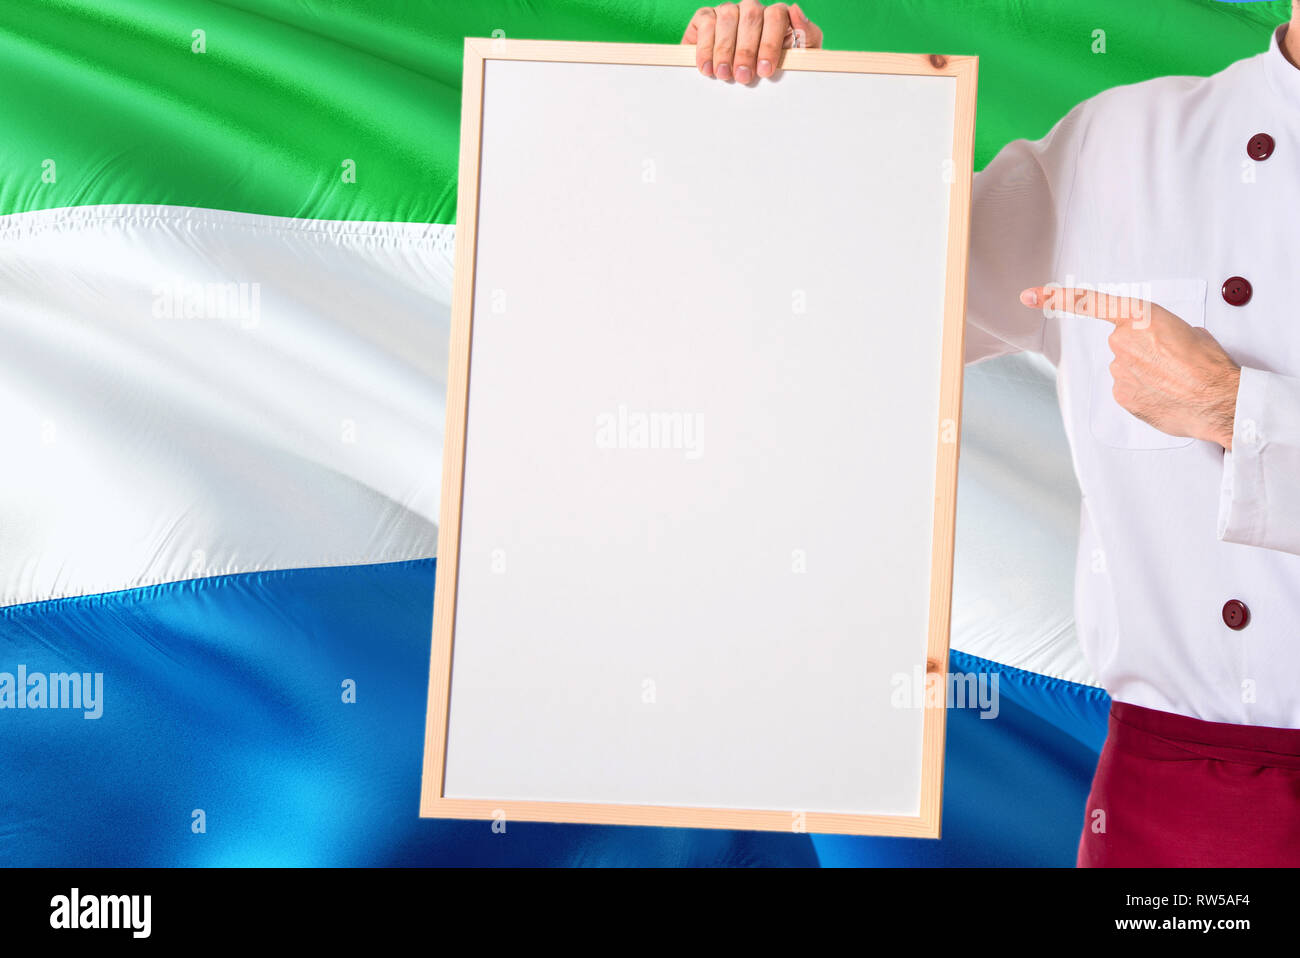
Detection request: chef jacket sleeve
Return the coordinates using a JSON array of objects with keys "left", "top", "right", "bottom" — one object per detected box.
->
[
  {"left": 965, "top": 101, "right": 1091, "bottom": 365},
  {"left": 1219, "top": 367, "right": 1300, "bottom": 556}
]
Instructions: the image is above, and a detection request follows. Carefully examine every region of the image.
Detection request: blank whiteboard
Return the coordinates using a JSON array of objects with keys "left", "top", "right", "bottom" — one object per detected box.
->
[{"left": 421, "top": 39, "right": 977, "bottom": 837}]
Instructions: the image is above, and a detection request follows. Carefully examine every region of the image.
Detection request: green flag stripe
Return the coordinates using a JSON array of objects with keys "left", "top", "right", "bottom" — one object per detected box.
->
[{"left": 0, "top": 0, "right": 1288, "bottom": 223}]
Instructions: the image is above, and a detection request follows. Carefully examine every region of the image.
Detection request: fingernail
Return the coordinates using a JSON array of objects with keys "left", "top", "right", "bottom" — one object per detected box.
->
[
  {"left": 757, "top": 58, "right": 772, "bottom": 77},
  {"left": 701, "top": 60, "right": 713, "bottom": 77},
  {"left": 1019, "top": 289, "right": 1039, "bottom": 306},
  {"left": 735, "top": 65, "right": 752, "bottom": 83},
  {"left": 716, "top": 62, "right": 732, "bottom": 80}
]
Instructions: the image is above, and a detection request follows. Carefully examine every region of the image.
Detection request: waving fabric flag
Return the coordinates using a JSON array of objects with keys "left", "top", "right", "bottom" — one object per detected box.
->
[{"left": 0, "top": 0, "right": 1288, "bottom": 866}]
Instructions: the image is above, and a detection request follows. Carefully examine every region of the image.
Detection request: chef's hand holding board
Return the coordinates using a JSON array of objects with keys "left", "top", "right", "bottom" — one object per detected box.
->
[{"left": 681, "top": 1, "right": 823, "bottom": 80}]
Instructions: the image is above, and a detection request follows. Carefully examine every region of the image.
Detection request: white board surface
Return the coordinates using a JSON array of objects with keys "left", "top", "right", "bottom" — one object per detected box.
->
[{"left": 432, "top": 45, "right": 970, "bottom": 827}]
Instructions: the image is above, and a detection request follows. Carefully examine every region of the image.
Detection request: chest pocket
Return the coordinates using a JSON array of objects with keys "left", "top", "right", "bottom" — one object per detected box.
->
[{"left": 1087, "top": 278, "right": 1208, "bottom": 450}]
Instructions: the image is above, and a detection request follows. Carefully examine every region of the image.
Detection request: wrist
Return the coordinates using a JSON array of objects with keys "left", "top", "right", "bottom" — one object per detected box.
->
[{"left": 1205, "top": 365, "right": 1241, "bottom": 451}]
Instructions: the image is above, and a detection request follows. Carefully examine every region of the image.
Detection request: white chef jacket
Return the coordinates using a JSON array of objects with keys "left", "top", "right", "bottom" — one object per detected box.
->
[{"left": 967, "top": 23, "right": 1300, "bottom": 728}]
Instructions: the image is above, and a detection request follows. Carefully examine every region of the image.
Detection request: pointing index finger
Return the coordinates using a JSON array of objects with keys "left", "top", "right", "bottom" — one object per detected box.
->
[{"left": 1019, "top": 285, "right": 1151, "bottom": 326}]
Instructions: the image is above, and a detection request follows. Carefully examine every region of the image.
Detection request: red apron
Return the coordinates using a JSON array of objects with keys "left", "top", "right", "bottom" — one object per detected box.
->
[{"left": 1077, "top": 701, "right": 1300, "bottom": 867}]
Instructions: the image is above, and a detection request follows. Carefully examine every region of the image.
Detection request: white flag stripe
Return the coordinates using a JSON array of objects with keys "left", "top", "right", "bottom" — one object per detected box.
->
[
  {"left": 0, "top": 204, "right": 1091, "bottom": 686},
  {"left": 0, "top": 205, "right": 450, "bottom": 606}
]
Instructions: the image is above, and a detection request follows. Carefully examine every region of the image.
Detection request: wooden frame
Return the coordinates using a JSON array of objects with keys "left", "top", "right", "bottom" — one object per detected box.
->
[{"left": 420, "top": 38, "right": 978, "bottom": 837}]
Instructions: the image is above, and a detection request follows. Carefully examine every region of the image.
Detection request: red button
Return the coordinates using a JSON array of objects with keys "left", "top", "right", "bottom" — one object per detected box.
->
[
  {"left": 1222, "top": 599, "right": 1250, "bottom": 631},
  {"left": 1222, "top": 276, "right": 1252, "bottom": 306},
  {"left": 1247, "top": 133, "right": 1275, "bottom": 161}
]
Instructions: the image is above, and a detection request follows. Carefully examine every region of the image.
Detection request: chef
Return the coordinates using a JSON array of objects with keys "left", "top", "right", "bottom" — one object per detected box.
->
[{"left": 683, "top": 1, "right": 1300, "bottom": 866}]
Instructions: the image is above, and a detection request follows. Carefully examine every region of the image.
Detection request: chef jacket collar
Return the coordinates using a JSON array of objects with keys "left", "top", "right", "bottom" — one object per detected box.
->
[{"left": 1264, "top": 23, "right": 1300, "bottom": 113}]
